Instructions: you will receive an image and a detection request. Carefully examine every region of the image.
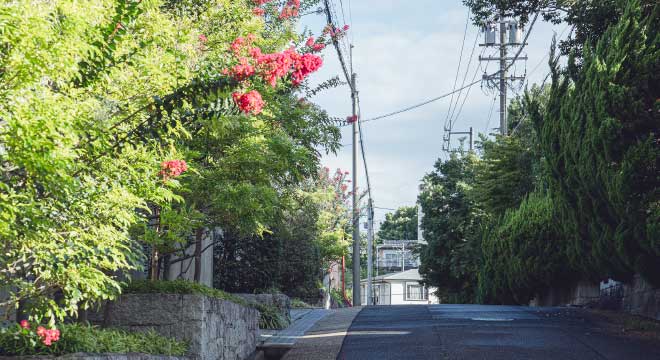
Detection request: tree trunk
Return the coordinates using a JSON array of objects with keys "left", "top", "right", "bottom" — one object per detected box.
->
[{"left": 194, "top": 228, "right": 204, "bottom": 283}]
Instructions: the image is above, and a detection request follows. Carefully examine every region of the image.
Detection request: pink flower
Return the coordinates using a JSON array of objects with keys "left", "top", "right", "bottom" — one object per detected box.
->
[
  {"left": 160, "top": 160, "right": 188, "bottom": 179},
  {"left": 198, "top": 34, "right": 208, "bottom": 43},
  {"left": 233, "top": 90, "right": 265, "bottom": 115},
  {"left": 231, "top": 37, "right": 245, "bottom": 55},
  {"left": 47, "top": 329, "right": 60, "bottom": 342},
  {"left": 19, "top": 320, "right": 29, "bottom": 329},
  {"left": 230, "top": 57, "right": 255, "bottom": 81},
  {"left": 343, "top": 24, "right": 350, "bottom": 31},
  {"left": 306, "top": 37, "right": 315, "bottom": 47},
  {"left": 35, "top": 326, "right": 60, "bottom": 346},
  {"left": 312, "top": 43, "right": 326, "bottom": 52},
  {"left": 279, "top": 0, "right": 300, "bottom": 19},
  {"left": 253, "top": 7, "right": 265, "bottom": 16},
  {"left": 36, "top": 326, "right": 46, "bottom": 337},
  {"left": 254, "top": 0, "right": 272, "bottom": 5}
]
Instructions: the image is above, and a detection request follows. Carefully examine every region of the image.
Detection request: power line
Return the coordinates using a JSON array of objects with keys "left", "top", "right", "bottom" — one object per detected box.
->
[
  {"left": 359, "top": 79, "right": 482, "bottom": 124},
  {"left": 528, "top": 24, "right": 572, "bottom": 78},
  {"left": 443, "top": 10, "right": 471, "bottom": 132},
  {"left": 447, "top": 31, "right": 480, "bottom": 131},
  {"left": 450, "top": 48, "right": 486, "bottom": 130},
  {"left": 484, "top": 95, "right": 497, "bottom": 134}
]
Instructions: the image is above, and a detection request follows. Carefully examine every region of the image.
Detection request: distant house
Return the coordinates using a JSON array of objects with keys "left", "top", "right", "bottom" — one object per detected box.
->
[
  {"left": 361, "top": 269, "right": 439, "bottom": 305},
  {"left": 376, "top": 240, "right": 420, "bottom": 274}
]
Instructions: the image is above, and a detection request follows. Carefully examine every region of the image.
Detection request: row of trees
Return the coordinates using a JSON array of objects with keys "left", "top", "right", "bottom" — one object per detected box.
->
[
  {"left": 1, "top": 0, "right": 350, "bottom": 324},
  {"left": 419, "top": 1, "right": 658, "bottom": 304}
]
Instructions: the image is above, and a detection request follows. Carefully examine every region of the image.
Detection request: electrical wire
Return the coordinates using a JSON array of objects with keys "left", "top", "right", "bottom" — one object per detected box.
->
[
  {"left": 528, "top": 24, "right": 572, "bottom": 78},
  {"left": 484, "top": 95, "right": 497, "bottom": 134},
  {"left": 358, "top": 11, "right": 540, "bottom": 126},
  {"left": 442, "top": 10, "right": 471, "bottom": 131},
  {"left": 447, "top": 30, "right": 480, "bottom": 131},
  {"left": 359, "top": 79, "right": 482, "bottom": 124},
  {"left": 449, "top": 46, "right": 485, "bottom": 130}
]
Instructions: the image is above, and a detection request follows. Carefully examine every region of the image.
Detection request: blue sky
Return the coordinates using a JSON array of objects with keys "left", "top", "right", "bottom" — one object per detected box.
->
[{"left": 300, "top": 0, "right": 566, "bottom": 229}]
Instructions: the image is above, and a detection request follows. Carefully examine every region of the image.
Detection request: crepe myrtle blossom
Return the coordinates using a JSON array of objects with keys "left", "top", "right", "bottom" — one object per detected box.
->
[
  {"left": 159, "top": 159, "right": 188, "bottom": 180},
  {"left": 233, "top": 90, "right": 265, "bottom": 115},
  {"left": 279, "top": 0, "right": 301, "bottom": 19}
]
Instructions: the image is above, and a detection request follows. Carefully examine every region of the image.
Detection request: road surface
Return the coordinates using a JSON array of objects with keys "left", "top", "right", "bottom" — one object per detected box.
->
[{"left": 336, "top": 305, "right": 660, "bottom": 360}]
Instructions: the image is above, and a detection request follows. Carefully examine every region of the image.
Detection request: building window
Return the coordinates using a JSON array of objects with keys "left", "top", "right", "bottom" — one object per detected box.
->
[{"left": 405, "top": 283, "right": 428, "bottom": 301}]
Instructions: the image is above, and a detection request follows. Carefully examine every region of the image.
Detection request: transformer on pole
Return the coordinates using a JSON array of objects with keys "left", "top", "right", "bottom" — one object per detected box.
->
[{"left": 479, "top": 12, "right": 527, "bottom": 136}]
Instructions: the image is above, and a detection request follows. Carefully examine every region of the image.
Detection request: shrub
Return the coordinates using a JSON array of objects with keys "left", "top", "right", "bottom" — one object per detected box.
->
[
  {"left": 290, "top": 298, "right": 313, "bottom": 308},
  {"left": 0, "top": 322, "right": 187, "bottom": 356},
  {"left": 123, "top": 280, "right": 289, "bottom": 330}
]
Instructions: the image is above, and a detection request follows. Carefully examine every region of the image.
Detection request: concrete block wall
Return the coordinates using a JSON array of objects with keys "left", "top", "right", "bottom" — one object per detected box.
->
[{"left": 94, "top": 294, "right": 259, "bottom": 360}]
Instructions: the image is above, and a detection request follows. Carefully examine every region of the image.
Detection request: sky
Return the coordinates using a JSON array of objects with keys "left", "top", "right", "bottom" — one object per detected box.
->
[{"left": 300, "top": 0, "right": 566, "bottom": 230}]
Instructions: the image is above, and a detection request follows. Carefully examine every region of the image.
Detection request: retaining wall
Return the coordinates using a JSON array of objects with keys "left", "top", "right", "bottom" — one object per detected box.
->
[
  {"left": 622, "top": 274, "right": 660, "bottom": 320},
  {"left": 234, "top": 293, "right": 290, "bottom": 323},
  {"left": 0, "top": 354, "right": 187, "bottom": 360},
  {"left": 530, "top": 281, "right": 600, "bottom": 307},
  {"left": 91, "top": 294, "right": 259, "bottom": 360}
]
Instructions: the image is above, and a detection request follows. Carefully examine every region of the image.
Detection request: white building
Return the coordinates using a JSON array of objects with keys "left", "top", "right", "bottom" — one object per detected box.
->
[{"left": 361, "top": 269, "right": 439, "bottom": 305}]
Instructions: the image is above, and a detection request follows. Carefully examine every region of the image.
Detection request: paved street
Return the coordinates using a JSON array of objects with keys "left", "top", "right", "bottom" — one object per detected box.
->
[{"left": 337, "top": 305, "right": 660, "bottom": 360}]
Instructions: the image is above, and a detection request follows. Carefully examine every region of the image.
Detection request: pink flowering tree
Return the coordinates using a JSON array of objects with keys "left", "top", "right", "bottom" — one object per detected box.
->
[{"left": 0, "top": 0, "right": 342, "bottom": 329}]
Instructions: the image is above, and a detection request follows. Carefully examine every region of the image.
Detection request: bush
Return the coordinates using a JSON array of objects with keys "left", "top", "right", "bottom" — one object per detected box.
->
[
  {"left": 478, "top": 192, "right": 575, "bottom": 304},
  {"left": 290, "top": 298, "right": 313, "bottom": 308},
  {"left": 0, "top": 322, "right": 187, "bottom": 356},
  {"left": 123, "top": 280, "right": 289, "bottom": 330}
]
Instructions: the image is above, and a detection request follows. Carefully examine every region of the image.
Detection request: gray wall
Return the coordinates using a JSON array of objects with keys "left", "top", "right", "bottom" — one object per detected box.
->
[{"left": 622, "top": 274, "right": 660, "bottom": 320}]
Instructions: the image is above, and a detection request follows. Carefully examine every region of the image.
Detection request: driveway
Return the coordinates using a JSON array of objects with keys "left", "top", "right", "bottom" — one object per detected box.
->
[{"left": 337, "top": 304, "right": 660, "bottom": 359}]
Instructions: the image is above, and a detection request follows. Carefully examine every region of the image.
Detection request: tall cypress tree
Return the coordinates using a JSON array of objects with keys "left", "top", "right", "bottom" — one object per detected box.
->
[{"left": 534, "top": 2, "right": 659, "bottom": 284}]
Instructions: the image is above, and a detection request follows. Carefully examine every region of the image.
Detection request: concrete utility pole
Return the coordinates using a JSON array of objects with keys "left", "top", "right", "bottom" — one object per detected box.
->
[
  {"left": 417, "top": 203, "right": 425, "bottom": 245},
  {"left": 366, "top": 199, "right": 374, "bottom": 305},
  {"left": 499, "top": 11, "right": 508, "bottom": 136},
  {"left": 479, "top": 11, "right": 527, "bottom": 136},
  {"left": 351, "top": 72, "right": 361, "bottom": 307}
]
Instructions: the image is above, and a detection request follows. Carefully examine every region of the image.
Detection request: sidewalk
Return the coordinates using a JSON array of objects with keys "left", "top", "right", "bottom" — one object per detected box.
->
[{"left": 282, "top": 307, "right": 363, "bottom": 360}]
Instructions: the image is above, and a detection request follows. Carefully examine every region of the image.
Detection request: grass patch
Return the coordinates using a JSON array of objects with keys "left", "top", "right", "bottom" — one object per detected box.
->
[
  {"left": 123, "top": 280, "right": 289, "bottom": 330},
  {"left": 290, "top": 298, "right": 314, "bottom": 308},
  {"left": 0, "top": 323, "right": 187, "bottom": 356}
]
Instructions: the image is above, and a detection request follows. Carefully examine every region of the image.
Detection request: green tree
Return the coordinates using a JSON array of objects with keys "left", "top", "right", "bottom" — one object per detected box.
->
[
  {"left": 418, "top": 153, "right": 485, "bottom": 303},
  {"left": 213, "top": 168, "right": 352, "bottom": 301},
  {"left": 478, "top": 192, "right": 574, "bottom": 304},
  {"left": 0, "top": 0, "right": 340, "bottom": 323},
  {"left": 463, "top": 0, "right": 656, "bottom": 57},
  {"left": 532, "top": 1, "right": 659, "bottom": 284},
  {"left": 377, "top": 206, "right": 418, "bottom": 241}
]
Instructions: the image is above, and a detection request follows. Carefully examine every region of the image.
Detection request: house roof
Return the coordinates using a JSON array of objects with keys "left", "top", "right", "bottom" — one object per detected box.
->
[{"left": 361, "top": 268, "right": 423, "bottom": 283}]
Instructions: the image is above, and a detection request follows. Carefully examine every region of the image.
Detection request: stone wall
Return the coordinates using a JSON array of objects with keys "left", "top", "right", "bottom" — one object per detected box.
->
[
  {"left": 234, "top": 293, "right": 291, "bottom": 322},
  {"left": 622, "top": 274, "right": 660, "bottom": 320},
  {"left": 1, "top": 354, "right": 188, "bottom": 360},
  {"left": 92, "top": 294, "right": 259, "bottom": 360}
]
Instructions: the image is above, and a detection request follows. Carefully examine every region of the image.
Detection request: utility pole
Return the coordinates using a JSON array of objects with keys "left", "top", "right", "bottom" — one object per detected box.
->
[
  {"left": 446, "top": 127, "right": 474, "bottom": 152},
  {"left": 479, "top": 11, "right": 527, "bottom": 136},
  {"left": 499, "top": 11, "right": 507, "bottom": 136},
  {"left": 351, "top": 72, "right": 361, "bottom": 307},
  {"left": 366, "top": 199, "right": 374, "bottom": 305}
]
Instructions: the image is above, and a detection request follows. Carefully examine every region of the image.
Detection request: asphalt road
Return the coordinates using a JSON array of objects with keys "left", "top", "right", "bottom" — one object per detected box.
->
[{"left": 337, "top": 304, "right": 660, "bottom": 360}]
